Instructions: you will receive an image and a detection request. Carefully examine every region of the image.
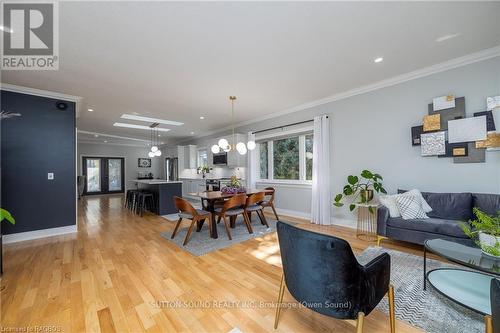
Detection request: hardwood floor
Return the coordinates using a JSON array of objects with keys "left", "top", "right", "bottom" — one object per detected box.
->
[{"left": 1, "top": 195, "right": 426, "bottom": 332}]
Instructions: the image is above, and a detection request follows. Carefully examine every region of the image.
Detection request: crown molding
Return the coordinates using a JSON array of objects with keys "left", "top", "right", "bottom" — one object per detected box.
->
[
  {"left": 1, "top": 83, "right": 84, "bottom": 117},
  {"left": 179, "top": 45, "right": 500, "bottom": 144}
]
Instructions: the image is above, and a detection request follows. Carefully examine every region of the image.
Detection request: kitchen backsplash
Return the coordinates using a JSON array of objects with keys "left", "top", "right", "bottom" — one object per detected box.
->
[{"left": 179, "top": 167, "right": 246, "bottom": 179}]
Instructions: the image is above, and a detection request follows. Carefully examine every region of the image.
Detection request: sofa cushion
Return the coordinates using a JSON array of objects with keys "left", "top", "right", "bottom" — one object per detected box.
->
[
  {"left": 398, "top": 190, "right": 472, "bottom": 220},
  {"left": 387, "top": 217, "right": 467, "bottom": 238},
  {"left": 472, "top": 193, "right": 500, "bottom": 217}
]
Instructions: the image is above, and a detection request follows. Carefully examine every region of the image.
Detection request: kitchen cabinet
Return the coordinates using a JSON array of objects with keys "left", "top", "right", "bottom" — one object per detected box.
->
[{"left": 177, "top": 145, "right": 197, "bottom": 171}]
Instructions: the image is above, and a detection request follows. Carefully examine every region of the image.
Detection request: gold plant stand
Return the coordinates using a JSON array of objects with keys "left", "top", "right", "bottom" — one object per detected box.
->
[{"left": 356, "top": 203, "right": 379, "bottom": 242}]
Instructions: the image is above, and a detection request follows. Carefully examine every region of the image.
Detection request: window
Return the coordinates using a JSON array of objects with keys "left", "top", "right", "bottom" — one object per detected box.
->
[
  {"left": 273, "top": 137, "right": 299, "bottom": 180},
  {"left": 259, "top": 142, "right": 268, "bottom": 179},
  {"left": 305, "top": 134, "right": 313, "bottom": 180},
  {"left": 257, "top": 133, "right": 313, "bottom": 182},
  {"left": 197, "top": 149, "right": 207, "bottom": 167}
]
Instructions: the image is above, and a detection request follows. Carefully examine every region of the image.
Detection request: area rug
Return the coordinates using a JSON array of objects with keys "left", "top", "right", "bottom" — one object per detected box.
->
[
  {"left": 160, "top": 215, "right": 278, "bottom": 256},
  {"left": 357, "top": 247, "right": 484, "bottom": 333}
]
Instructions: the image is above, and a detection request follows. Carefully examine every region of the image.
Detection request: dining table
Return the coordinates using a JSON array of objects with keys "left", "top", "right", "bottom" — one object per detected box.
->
[{"left": 188, "top": 189, "right": 269, "bottom": 239}]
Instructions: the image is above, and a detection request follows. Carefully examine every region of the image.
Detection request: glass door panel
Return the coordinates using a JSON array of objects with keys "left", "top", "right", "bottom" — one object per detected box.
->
[
  {"left": 83, "top": 157, "right": 124, "bottom": 195},
  {"left": 86, "top": 158, "right": 101, "bottom": 193},
  {"left": 108, "top": 158, "right": 123, "bottom": 192}
]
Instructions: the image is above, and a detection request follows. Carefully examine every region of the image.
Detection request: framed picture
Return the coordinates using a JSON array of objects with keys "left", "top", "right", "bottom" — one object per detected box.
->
[{"left": 138, "top": 158, "right": 151, "bottom": 168}]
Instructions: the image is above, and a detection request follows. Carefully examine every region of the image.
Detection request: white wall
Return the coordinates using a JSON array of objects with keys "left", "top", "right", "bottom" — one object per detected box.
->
[
  {"left": 180, "top": 57, "right": 500, "bottom": 227},
  {"left": 77, "top": 143, "right": 164, "bottom": 191}
]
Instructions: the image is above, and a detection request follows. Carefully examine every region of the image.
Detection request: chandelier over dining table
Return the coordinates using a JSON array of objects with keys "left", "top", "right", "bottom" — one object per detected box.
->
[{"left": 211, "top": 96, "right": 256, "bottom": 155}]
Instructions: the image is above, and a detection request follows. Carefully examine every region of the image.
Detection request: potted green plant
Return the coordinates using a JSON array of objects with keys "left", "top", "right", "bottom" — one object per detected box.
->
[
  {"left": 1, "top": 208, "right": 16, "bottom": 274},
  {"left": 333, "top": 170, "right": 387, "bottom": 213},
  {"left": 461, "top": 208, "right": 500, "bottom": 257},
  {"left": 196, "top": 165, "right": 212, "bottom": 179}
]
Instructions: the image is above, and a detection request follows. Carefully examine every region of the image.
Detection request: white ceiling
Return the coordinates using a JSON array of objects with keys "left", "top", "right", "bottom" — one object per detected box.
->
[{"left": 2, "top": 1, "right": 500, "bottom": 145}]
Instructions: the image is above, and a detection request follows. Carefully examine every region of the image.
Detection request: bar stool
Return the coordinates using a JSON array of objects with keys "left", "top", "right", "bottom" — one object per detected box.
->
[
  {"left": 136, "top": 191, "right": 155, "bottom": 216},
  {"left": 125, "top": 189, "right": 138, "bottom": 208}
]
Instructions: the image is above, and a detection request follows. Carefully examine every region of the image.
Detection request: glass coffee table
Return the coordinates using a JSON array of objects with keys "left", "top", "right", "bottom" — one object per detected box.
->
[{"left": 424, "top": 238, "right": 500, "bottom": 331}]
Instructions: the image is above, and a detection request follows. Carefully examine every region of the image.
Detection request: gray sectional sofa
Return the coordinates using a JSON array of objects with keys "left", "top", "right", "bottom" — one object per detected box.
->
[{"left": 377, "top": 191, "right": 500, "bottom": 246}]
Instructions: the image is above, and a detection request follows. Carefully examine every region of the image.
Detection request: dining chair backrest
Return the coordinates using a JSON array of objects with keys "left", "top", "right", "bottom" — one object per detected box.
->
[
  {"left": 174, "top": 196, "right": 198, "bottom": 216},
  {"left": 245, "top": 192, "right": 265, "bottom": 207},
  {"left": 221, "top": 193, "right": 246, "bottom": 213},
  {"left": 264, "top": 187, "right": 275, "bottom": 203}
]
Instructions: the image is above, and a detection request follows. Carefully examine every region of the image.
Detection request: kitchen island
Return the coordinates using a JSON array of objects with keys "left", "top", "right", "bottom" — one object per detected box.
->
[{"left": 129, "top": 179, "right": 182, "bottom": 215}]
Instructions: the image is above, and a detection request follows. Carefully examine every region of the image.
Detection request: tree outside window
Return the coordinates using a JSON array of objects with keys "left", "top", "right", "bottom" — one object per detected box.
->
[
  {"left": 305, "top": 134, "right": 313, "bottom": 180},
  {"left": 273, "top": 137, "right": 299, "bottom": 180},
  {"left": 259, "top": 142, "right": 268, "bottom": 179}
]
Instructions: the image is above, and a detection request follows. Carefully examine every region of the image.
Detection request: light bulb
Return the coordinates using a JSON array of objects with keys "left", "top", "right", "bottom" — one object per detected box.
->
[
  {"left": 211, "top": 145, "right": 220, "bottom": 154},
  {"left": 155, "top": 150, "right": 162, "bottom": 156},
  {"left": 247, "top": 141, "right": 256, "bottom": 150},
  {"left": 218, "top": 138, "right": 229, "bottom": 149},
  {"left": 236, "top": 142, "right": 247, "bottom": 155},
  {"left": 223, "top": 145, "right": 231, "bottom": 153},
  {"left": 151, "top": 146, "right": 158, "bottom": 152},
  {"left": 148, "top": 151, "right": 155, "bottom": 158}
]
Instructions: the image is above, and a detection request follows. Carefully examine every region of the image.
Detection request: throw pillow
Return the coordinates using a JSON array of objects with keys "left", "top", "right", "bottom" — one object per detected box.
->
[
  {"left": 405, "top": 189, "right": 433, "bottom": 213},
  {"left": 379, "top": 195, "right": 401, "bottom": 218},
  {"left": 395, "top": 195, "right": 428, "bottom": 220}
]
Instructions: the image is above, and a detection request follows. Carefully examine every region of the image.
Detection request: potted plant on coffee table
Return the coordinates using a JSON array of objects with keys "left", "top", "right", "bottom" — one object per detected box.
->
[
  {"left": 333, "top": 169, "right": 387, "bottom": 213},
  {"left": 461, "top": 208, "right": 500, "bottom": 258}
]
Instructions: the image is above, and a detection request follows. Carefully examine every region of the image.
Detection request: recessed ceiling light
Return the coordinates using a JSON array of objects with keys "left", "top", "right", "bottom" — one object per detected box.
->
[
  {"left": 0, "top": 26, "right": 13, "bottom": 33},
  {"left": 94, "top": 134, "right": 99, "bottom": 138},
  {"left": 374, "top": 57, "right": 384, "bottom": 63},
  {"left": 120, "top": 114, "right": 183, "bottom": 126},
  {"left": 158, "top": 134, "right": 161, "bottom": 137},
  {"left": 87, "top": 108, "right": 94, "bottom": 112},
  {"left": 199, "top": 116, "right": 205, "bottom": 120},
  {"left": 104, "top": 140, "right": 108, "bottom": 143},
  {"left": 190, "top": 132, "right": 194, "bottom": 135},
  {"left": 435, "top": 33, "right": 461, "bottom": 43},
  {"left": 113, "top": 122, "right": 171, "bottom": 132}
]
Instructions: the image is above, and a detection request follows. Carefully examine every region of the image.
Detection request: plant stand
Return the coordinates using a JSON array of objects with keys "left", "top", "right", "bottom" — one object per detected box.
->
[{"left": 356, "top": 203, "right": 379, "bottom": 242}]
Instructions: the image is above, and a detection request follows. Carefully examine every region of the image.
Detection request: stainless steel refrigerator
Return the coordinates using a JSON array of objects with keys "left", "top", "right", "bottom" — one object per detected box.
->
[{"left": 165, "top": 157, "right": 178, "bottom": 181}]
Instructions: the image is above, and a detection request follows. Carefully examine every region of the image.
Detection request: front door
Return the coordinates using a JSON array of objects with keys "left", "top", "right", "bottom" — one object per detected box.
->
[{"left": 82, "top": 157, "right": 125, "bottom": 195}]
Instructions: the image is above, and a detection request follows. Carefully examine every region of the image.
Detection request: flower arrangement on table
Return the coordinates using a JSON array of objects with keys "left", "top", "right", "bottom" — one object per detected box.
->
[{"left": 221, "top": 176, "right": 246, "bottom": 194}]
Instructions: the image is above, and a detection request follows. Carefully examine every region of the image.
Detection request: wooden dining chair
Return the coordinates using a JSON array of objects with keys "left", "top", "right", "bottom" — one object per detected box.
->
[
  {"left": 244, "top": 192, "right": 269, "bottom": 228},
  {"left": 213, "top": 194, "right": 250, "bottom": 240},
  {"left": 261, "top": 187, "right": 279, "bottom": 221},
  {"left": 171, "top": 196, "right": 212, "bottom": 246}
]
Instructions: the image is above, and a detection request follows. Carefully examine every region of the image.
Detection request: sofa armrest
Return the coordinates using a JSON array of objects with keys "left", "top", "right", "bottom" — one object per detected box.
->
[{"left": 377, "top": 205, "right": 390, "bottom": 236}]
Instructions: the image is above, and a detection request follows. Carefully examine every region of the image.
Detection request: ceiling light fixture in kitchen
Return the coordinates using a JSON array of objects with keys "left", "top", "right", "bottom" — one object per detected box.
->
[
  {"left": 148, "top": 125, "right": 162, "bottom": 157},
  {"left": 211, "top": 96, "right": 255, "bottom": 155}
]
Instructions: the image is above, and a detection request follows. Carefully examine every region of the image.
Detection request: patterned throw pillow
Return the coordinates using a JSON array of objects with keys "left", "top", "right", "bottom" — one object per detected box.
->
[{"left": 395, "top": 195, "right": 428, "bottom": 220}]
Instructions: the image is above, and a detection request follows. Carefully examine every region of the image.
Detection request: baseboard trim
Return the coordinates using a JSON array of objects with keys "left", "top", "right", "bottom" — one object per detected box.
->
[
  {"left": 272, "top": 208, "right": 357, "bottom": 230},
  {"left": 3, "top": 225, "right": 77, "bottom": 244}
]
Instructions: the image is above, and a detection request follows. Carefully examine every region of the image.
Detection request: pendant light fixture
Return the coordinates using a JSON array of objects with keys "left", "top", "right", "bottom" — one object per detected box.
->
[
  {"left": 211, "top": 96, "right": 256, "bottom": 155},
  {"left": 148, "top": 125, "right": 162, "bottom": 157}
]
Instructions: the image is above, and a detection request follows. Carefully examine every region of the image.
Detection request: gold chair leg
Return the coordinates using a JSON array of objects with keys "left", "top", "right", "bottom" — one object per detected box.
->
[
  {"left": 485, "top": 315, "right": 493, "bottom": 333},
  {"left": 274, "top": 274, "right": 285, "bottom": 329},
  {"left": 356, "top": 312, "right": 365, "bottom": 333},
  {"left": 388, "top": 284, "right": 395, "bottom": 333},
  {"left": 376, "top": 235, "right": 387, "bottom": 247}
]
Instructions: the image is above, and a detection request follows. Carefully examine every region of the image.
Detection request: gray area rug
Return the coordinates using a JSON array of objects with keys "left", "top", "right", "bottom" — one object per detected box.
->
[
  {"left": 161, "top": 214, "right": 278, "bottom": 256},
  {"left": 357, "top": 247, "right": 484, "bottom": 333}
]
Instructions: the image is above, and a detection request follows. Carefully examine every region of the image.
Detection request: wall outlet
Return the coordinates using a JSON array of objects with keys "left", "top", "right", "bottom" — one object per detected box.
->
[{"left": 48, "top": 172, "right": 54, "bottom": 180}]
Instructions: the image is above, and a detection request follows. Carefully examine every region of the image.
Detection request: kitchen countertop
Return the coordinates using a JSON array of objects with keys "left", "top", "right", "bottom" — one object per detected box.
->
[
  {"left": 129, "top": 179, "right": 183, "bottom": 185},
  {"left": 179, "top": 177, "right": 246, "bottom": 181}
]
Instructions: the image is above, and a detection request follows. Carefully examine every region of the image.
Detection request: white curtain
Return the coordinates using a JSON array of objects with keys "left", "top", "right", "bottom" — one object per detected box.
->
[
  {"left": 311, "top": 115, "right": 331, "bottom": 225},
  {"left": 247, "top": 132, "right": 257, "bottom": 188}
]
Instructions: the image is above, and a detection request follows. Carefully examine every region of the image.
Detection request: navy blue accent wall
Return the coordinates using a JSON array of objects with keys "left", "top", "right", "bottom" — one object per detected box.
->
[{"left": 1, "top": 90, "right": 76, "bottom": 235}]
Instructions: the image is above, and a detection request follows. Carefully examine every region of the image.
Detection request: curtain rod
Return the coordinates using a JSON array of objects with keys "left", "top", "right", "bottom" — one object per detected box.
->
[{"left": 251, "top": 116, "right": 328, "bottom": 135}]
